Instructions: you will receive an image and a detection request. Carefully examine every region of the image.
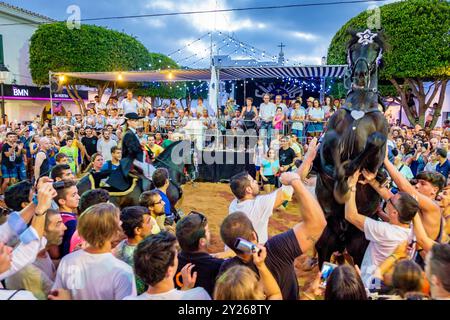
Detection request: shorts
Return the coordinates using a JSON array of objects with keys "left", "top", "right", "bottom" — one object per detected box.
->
[
  {"left": 307, "top": 122, "right": 324, "bottom": 133},
  {"left": 262, "top": 175, "right": 276, "bottom": 185},
  {"left": 1, "top": 165, "right": 17, "bottom": 179},
  {"left": 16, "top": 163, "right": 27, "bottom": 180},
  {"left": 255, "top": 165, "right": 261, "bottom": 171}
]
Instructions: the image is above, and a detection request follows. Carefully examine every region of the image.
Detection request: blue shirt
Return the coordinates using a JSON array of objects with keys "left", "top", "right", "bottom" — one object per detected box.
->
[
  {"left": 101, "top": 161, "right": 119, "bottom": 172},
  {"left": 157, "top": 189, "right": 172, "bottom": 218},
  {"left": 436, "top": 160, "right": 450, "bottom": 182},
  {"left": 261, "top": 159, "right": 280, "bottom": 176}
]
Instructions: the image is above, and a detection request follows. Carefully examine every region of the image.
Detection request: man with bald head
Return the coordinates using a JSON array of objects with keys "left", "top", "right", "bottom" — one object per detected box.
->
[{"left": 34, "top": 136, "right": 52, "bottom": 180}]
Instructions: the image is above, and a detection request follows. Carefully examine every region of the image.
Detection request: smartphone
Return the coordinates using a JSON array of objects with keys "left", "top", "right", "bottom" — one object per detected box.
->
[
  {"left": 234, "top": 238, "right": 260, "bottom": 254},
  {"left": 320, "top": 262, "right": 337, "bottom": 288}
]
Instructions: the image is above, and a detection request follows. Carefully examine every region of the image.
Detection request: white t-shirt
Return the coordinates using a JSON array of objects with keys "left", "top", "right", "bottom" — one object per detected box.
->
[
  {"left": 97, "top": 138, "right": 118, "bottom": 162},
  {"left": 52, "top": 250, "right": 136, "bottom": 300},
  {"left": 360, "top": 218, "right": 411, "bottom": 287},
  {"left": 228, "top": 191, "right": 278, "bottom": 244},
  {"left": 124, "top": 287, "right": 211, "bottom": 300},
  {"left": 0, "top": 289, "right": 37, "bottom": 300}
]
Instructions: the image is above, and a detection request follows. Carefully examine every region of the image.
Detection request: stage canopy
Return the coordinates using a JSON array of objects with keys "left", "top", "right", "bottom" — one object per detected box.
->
[{"left": 53, "top": 65, "right": 348, "bottom": 82}]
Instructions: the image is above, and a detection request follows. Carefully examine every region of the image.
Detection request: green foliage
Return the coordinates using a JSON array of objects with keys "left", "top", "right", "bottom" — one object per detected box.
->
[
  {"left": 29, "top": 23, "right": 189, "bottom": 99},
  {"left": 327, "top": 0, "right": 450, "bottom": 80},
  {"left": 30, "top": 22, "right": 151, "bottom": 85}
]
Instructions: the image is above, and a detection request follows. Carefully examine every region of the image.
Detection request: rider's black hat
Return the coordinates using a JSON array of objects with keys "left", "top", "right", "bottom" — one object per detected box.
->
[{"left": 124, "top": 112, "right": 144, "bottom": 120}]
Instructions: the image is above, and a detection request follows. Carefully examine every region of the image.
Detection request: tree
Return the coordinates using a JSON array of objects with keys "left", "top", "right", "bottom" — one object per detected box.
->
[
  {"left": 327, "top": 0, "right": 450, "bottom": 128},
  {"left": 30, "top": 23, "right": 152, "bottom": 114}
]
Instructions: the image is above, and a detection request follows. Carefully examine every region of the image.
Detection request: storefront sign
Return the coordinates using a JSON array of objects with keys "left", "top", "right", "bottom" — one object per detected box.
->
[{"left": 3, "top": 84, "right": 88, "bottom": 101}]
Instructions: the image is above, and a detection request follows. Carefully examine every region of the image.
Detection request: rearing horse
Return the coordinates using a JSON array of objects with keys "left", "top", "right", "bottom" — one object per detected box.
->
[{"left": 314, "top": 29, "right": 389, "bottom": 266}]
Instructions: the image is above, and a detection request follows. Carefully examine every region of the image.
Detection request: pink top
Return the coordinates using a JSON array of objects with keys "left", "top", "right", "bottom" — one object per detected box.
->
[
  {"left": 274, "top": 114, "right": 283, "bottom": 130},
  {"left": 69, "top": 230, "right": 85, "bottom": 253}
]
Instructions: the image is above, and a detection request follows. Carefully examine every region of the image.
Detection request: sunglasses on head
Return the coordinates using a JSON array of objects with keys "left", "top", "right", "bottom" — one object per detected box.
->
[
  {"left": 188, "top": 211, "right": 207, "bottom": 225},
  {"left": 382, "top": 197, "right": 401, "bottom": 213}
]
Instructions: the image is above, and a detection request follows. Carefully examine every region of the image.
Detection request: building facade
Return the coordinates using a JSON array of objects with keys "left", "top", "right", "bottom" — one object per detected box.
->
[{"left": 0, "top": 2, "right": 87, "bottom": 121}]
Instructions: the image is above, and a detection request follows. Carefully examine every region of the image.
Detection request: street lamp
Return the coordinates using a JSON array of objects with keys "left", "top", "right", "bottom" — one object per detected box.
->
[{"left": 0, "top": 64, "right": 10, "bottom": 119}]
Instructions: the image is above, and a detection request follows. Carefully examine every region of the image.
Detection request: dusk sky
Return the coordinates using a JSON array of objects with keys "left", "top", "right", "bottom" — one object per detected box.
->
[{"left": 6, "top": 0, "right": 399, "bottom": 67}]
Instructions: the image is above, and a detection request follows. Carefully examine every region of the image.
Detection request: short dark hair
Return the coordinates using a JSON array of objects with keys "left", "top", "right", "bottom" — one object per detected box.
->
[
  {"left": 111, "top": 146, "right": 120, "bottom": 154},
  {"left": 50, "top": 164, "right": 71, "bottom": 180},
  {"left": 54, "top": 180, "right": 78, "bottom": 205},
  {"left": 134, "top": 231, "right": 177, "bottom": 286},
  {"left": 6, "top": 132, "right": 16, "bottom": 137},
  {"left": 120, "top": 206, "right": 149, "bottom": 239},
  {"left": 78, "top": 189, "right": 110, "bottom": 213},
  {"left": 429, "top": 243, "right": 450, "bottom": 292},
  {"left": 230, "top": 172, "right": 251, "bottom": 200},
  {"left": 152, "top": 168, "right": 169, "bottom": 188},
  {"left": 220, "top": 212, "right": 255, "bottom": 254},
  {"left": 55, "top": 153, "right": 68, "bottom": 163},
  {"left": 436, "top": 148, "right": 447, "bottom": 159},
  {"left": 324, "top": 265, "right": 367, "bottom": 300},
  {"left": 176, "top": 213, "right": 207, "bottom": 252},
  {"left": 415, "top": 171, "right": 446, "bottom": 193},
  {"left": 5, "top": 180, "right": 33, "bottom": 211},
  {"left": 139, "top": 190, "right": 160, "bottom": 207},
  {"left": 395, "top": 192, "right": 419, "bottom": 224}
]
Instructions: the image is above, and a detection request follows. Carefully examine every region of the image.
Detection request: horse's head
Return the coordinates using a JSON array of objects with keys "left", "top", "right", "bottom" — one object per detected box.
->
[
  {"left": 345, "top": 29, "right": 385, "bottom": 92},
  {"left": 154, "top": 140, "right": 198, "bottom": 185}
]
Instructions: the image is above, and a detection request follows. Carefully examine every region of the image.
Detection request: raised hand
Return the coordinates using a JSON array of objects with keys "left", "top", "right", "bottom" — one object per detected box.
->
[
  {"left": 180, "top": 263, "right": 197, "bottom": 290},
  {"left": 252, "top": 244, "right": 267, "bottom": 268}
]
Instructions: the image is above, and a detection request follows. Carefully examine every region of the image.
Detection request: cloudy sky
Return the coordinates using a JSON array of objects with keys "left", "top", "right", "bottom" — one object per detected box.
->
[{"left": 7, "top": 0, "right": 398, "bottom": 67}]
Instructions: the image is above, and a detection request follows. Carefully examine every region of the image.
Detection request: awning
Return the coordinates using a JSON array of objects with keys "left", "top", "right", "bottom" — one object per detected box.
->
[{"left": 54, "top": 65, "right": 347, "bottom": 83}]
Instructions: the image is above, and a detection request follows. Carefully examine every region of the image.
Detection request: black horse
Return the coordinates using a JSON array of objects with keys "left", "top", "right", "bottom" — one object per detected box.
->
[
  {"left": 76, "top": 140, "right": 198, "bottom": 209},
  {"left": 314, "top": 29, "right": 389, "bottom": 266}
]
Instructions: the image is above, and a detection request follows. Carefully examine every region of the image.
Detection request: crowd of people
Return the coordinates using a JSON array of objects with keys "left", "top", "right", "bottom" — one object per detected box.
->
[{"left": 0, "top": 89, "right": 449, "bottom": 300}]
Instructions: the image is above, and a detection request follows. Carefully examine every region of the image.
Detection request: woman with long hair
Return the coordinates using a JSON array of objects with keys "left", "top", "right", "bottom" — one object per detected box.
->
[
  {"left": 260, "top": 148, "right": 279, "bottom": 193},
  {"left": 307, "top": 99, "right": 325, "bottom": 138},
  {"left": 324, "top": 265, "right": 368, "bottom": 300}
]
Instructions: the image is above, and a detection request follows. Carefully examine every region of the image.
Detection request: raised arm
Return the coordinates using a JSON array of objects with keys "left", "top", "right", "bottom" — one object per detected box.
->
[
  {"left": 344, "top": 171, "right": 367, "bottom": 231},
  {"left": 252, "top": 245, "right": 282, "bottom": 300},
  {"left": 297, "top": 137, "right": 319, "bottom": 181},
  {"left": 280, "top": 172, "right": 327, "bottom": 255},
  {"left": 361, "top": 169, "right": 393, "bottom": 201},
  {"left": 383, "top": 156, "right": 440, "bottom": 221}
]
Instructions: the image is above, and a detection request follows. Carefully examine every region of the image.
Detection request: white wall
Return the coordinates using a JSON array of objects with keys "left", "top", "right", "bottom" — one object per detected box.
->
[
  {"left": 0, "top": 14, "right": 39, "bottom": 86},
  {"left": 5, "top": 100, "right": 82, "bottom": 122}
]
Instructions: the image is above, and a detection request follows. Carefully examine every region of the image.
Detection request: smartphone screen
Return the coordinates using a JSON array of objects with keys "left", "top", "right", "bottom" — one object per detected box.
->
[{"left": 320, "top": 262, "right": 337, "bottom": 288}]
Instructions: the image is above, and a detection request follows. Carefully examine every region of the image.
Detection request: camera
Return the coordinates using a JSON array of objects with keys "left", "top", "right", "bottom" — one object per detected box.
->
[{"left": 234, "top": 238, "right": 260, "bottom": 254}]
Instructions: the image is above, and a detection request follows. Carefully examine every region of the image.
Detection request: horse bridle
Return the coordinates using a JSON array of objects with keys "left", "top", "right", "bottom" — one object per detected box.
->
[{"left": 345, "top": 45, "right": 383, "bottom": 93}]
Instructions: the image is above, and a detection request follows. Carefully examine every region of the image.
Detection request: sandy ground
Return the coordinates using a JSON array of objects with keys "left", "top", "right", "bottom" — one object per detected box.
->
[{"left": 177, "top": 181, "right": 320, "bottom": 299}]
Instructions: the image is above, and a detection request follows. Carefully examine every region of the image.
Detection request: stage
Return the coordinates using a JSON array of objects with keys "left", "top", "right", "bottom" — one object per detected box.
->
[{"left": 196, "top": 150, "right": 256, "bottom": 182}]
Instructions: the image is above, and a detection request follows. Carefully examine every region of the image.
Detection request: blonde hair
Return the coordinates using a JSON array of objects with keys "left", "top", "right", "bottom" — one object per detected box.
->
[
  {"left": 213, "top": 265, "right": 265, "bottom": 300},
  {"left": 77, "top": 203, "right": 120, "bottom": 248}
]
